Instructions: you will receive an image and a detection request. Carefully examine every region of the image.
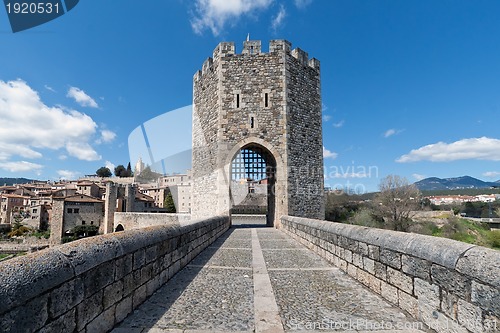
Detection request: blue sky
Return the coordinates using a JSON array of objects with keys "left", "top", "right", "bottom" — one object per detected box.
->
[{"left": 1, "top": 0, "right": 500, "bottom": 192}]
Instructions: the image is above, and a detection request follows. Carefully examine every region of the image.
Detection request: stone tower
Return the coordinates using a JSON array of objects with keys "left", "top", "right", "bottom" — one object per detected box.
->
[{"left": 191, "top": 39, "right": 324, "bottom": 226}]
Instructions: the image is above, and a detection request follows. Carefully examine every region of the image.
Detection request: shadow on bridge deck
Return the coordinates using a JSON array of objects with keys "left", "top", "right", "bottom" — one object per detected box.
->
[{"left": 112, "top": 223, "right": 430, "bottom": 333}]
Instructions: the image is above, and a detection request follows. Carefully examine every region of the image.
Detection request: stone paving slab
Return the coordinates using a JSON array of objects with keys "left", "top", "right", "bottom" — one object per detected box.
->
[{"left": 114, "top": 226, "right": 429, "bottom": 333}]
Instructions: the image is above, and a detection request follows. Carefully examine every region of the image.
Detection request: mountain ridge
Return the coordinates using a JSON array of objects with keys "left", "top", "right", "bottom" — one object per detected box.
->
[{"left": 414, "top": 176, "right": 500, "bottom": 191}]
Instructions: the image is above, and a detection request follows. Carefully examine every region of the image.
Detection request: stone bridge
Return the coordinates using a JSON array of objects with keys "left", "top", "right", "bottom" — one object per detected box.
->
[{"left": 1, "top": 215, "right": 498, "bottom": 333}]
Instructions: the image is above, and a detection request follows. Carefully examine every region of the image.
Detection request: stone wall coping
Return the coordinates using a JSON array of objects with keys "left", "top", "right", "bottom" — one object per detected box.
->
[
  {"left": 283, "top": 216, "right": 497, "bottom": 276},
  {"left": 0, "top": 216, "right": 226, "bottom": 315}
]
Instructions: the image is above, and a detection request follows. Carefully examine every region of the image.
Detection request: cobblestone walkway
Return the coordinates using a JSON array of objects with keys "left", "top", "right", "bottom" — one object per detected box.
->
[{"left": 113, "top": 225, "right": 428, "bottom": 333}]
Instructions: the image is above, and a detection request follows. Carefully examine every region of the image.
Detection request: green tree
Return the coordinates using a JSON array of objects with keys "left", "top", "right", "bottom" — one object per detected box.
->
[
  {"left": 164, "top": 192, "right": 176, "bottom": 213},
  {"left": 114, "top": 165, "right": 126, "bottom": 177},
  {"left": 375, "top": 175, "right": 421, "bottom": 232},
  {"left": 96, "top": 166, "right": 112, "bottom": 178},
  {"left": 126, "top": 162, "right": 133, "bottom": 177}
]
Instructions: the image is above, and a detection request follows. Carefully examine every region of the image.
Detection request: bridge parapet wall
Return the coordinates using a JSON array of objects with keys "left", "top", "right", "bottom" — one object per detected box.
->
[
  {"left": 280, "top": 216, "right": 499, "bottom": 333},
  {"left": 0, "top": 216, "right": 230, "bottom": 333}
]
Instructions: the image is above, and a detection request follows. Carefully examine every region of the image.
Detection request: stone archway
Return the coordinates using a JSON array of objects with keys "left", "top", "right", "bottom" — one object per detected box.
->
[
  {"left": 223, "top": 138, "right": 285, "bottom": 227},
  {"left": 115, "top": 224, "right": 124, "bottom": 232}
]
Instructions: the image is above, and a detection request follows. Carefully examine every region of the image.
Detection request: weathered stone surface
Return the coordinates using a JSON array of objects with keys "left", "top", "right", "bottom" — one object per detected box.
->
[
  {"left": 441, "top": 289, "right": 459, "bottom": 320},
  {"left": 471, "top": 280, "right": 500, "bottom": 317},
  {"left": 86, "top": 305, "right": 116, "bottom": 333},
  {"left": 457, "top": 299, "right": 483, "bottom": 333},
  {"left": 380, "top": 248, "right": 402, "bottom": 269},
  {"left": 0, "top": 294, "right": 49, "bottom": 333},
  {"left": 402, "top": 255, "right": 431, "bottom": 280},
  {"left": 387, "top": 267, "right": 414, "bottom": 295},
  {"left": 56, "top": 233, "right": 123, "bottom": 275},
  {"left": 381, "top": 281, "right": 399, "bottom": 305},
  {"left": 49, "top": 277, "right": 84, "bottom": 318},
  {"left": 38, "top": 309, "right": 76, "bottom": 333},
  {"left": 364, "top": 256, "right": 375, "bottom": 275},
  {"left": 456, "top": 246, "right": 500, "bottom": 288},
  {"left": 431, "top": 264, "right": 470, "bottom": 299},
  {"left": 104, "top": 280, "right": 124, "bottom": 310},
  {"left": 76, "top": 290, "right": 103, "bottom": 331},
  {"left": 0, "top": 248, "right": 73, "bottom": 313},
  {"left": 414, "top": 278, "right": 440, "bottom": 309},
  {"left": 405, "top": 235, "right": 474, "bottom": 269},
  {"left": 399, "top": 291, "right": 419, "bottom": 318}
]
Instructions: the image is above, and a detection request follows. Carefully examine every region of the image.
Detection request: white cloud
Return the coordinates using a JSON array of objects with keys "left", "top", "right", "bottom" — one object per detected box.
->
[
  {"left": 384, "top": 128, "right": 404, "bottom": 138},
  {"left": 0, "top": 161, "right": 43, "bottom": 173},
  {"left": 105, "top": 161, "right": 116, "bottom": 171},
  {"left": 66, "top": 142, "right": 101, "bottom": 161},
  {"left": 67, "top": 86, "right": 98, "bottom": 108},
  {"left": 44, "top": 85, "right": 56, "bottom": 92},
  {"left": 0, "top": 79, "right": 101, "bottom": 166},
  {"left": 57, "top": 170, "right": 80, "bottom": 180},
  {"left": 323, "top": 146, "right": 338, "bottom": 159},
  {"left": 271, "top": 4, "right": 286, "bottom": 31},
  {"left": 483, "top": 171, "right": 500, "bottom": 179},
  {"left": 333, "top": 120, "right": 345, "bottom": 128},
  {"left": 397, "top": 137, "right": 500, "bottom": 163},
  {"left": 294, "top": 0, "right": 313, "bottom": 8},
  {"left": 412, "top": 173, "right": 427, "bottom": 181},
  {"left": 191, "top": 0, "right": 273, "bottom": 35},
  {"left": 322, "top": 115, "right": 332, "bottom": 122},
  {"left": 96, "top": 129, "right": 117, "bottom": 144}
]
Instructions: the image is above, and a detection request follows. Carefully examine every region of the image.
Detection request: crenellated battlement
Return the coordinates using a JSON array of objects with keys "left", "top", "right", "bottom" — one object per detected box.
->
[{"left": 194, "top": 39, "right": 319, "bottom": 81}]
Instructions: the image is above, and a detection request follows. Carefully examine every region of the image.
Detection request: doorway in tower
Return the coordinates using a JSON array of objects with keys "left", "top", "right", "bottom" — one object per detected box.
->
[{"left": 229, "top": 144, "right": 276, "bottom": 227}]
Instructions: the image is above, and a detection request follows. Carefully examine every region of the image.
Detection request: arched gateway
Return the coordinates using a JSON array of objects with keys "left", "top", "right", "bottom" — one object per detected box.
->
[{"left": 191, "top": 39, "right": 325, "bottom": 226}]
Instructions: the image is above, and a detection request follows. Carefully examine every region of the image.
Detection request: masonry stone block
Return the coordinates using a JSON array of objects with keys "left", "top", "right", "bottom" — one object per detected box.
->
[
  {"left": 86, "top": 304, "right": 116, "bottom": 333},
  {"left": 368, "top": 244, "right": 380, "bottom": 261},
  {"left": 0, "top": 248, "right": 73, "bottom": 314},
  {"left": 38, "top": 309, "right": 76, "bottom": 333},
  {"left": 387, "top": 267, "right": 413, "bottom": 295},
  {"left": 441, "top": 289, "right": 459, "bottom": 320},
  {"left": 76, "top": 290, "right": 103, "bottom": 331},
  {"left": 338, "top": 258, "right": 348, "bottom": 272},
  {"left": 49, "top": 277, "right": 84, "bottom": 318},
  {"left": 358, "top": 242, "right": 369, "bottom": 256},
  {"left": 456, "top": 247, "right": 500, "bottom": 288},
  {"left": 115, "top": 254, "right": 133, "bottom": 281},
  {"left": 374, "top": 261, "right": 387, "bottom": 281},
  {"left": 352, "top": 252, "right": 363, "bottom": 268},
  {"left": 414, "top": 278, "right": 440, "bottom": 309},
  {"left": 380, "top": 248, "right": 402, "bottom": 269},
  {"left": 57, "top": 234, "right": 123, "bottom": 276},
  {"left": 132, "top": 284, "right": 147, "bottom": 309},
  {"left": 402, "top": 255, "right": 431, "bottom": 280},
  {"left": 145, "top": 244, "right": 159, "bottom": 264},
  {"left": 398, "top": 291, "right": 419, "bottom": 318},
  {"left": 363, "top": 257, "right": 375, "bottom": 275},
  {"left": 133, "top": 249, "right": 146, "bottom": 270},
  {"left": 0, "top": 295, "right": 49, "bottom": 333},
  {"left": 83, "top": 261, "right": 115, "bottom": 298},
  {"left": 104, "top": 280, "right": 124, "bottom": 310},
  {"left": 457, "top": 299, "right": 483, "bottom": 333},
  {"left": 471, "top": 280, "right": 500, "bottom": 317},
  {"left": 115, "top": 295, "right": 133, "bottom": 324},
  {"left": 347, "top": 263, "right": 358, "bottom": 278},
  {"left": 381, "top": 281, "right": 398, "bottom": 305},
  {"left": 431, "top": 264, "right": 470, "bottom": 299},
  {"left": 343, "top": 249, "right": 353, "bottom": 263}
]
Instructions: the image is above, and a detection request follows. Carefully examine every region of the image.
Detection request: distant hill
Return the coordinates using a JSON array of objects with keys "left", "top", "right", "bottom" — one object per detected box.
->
[
  {"left": 0, "top": 178, "right": 35, "bottom": 186},
  {"left": 415, "top": 176, "right": 500, "bottom": 191}
]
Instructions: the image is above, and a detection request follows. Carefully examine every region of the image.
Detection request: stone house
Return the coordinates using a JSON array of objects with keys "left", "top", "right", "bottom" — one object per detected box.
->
[{"left": 61, "top": 194, "right": 104, "bottom": 233}]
